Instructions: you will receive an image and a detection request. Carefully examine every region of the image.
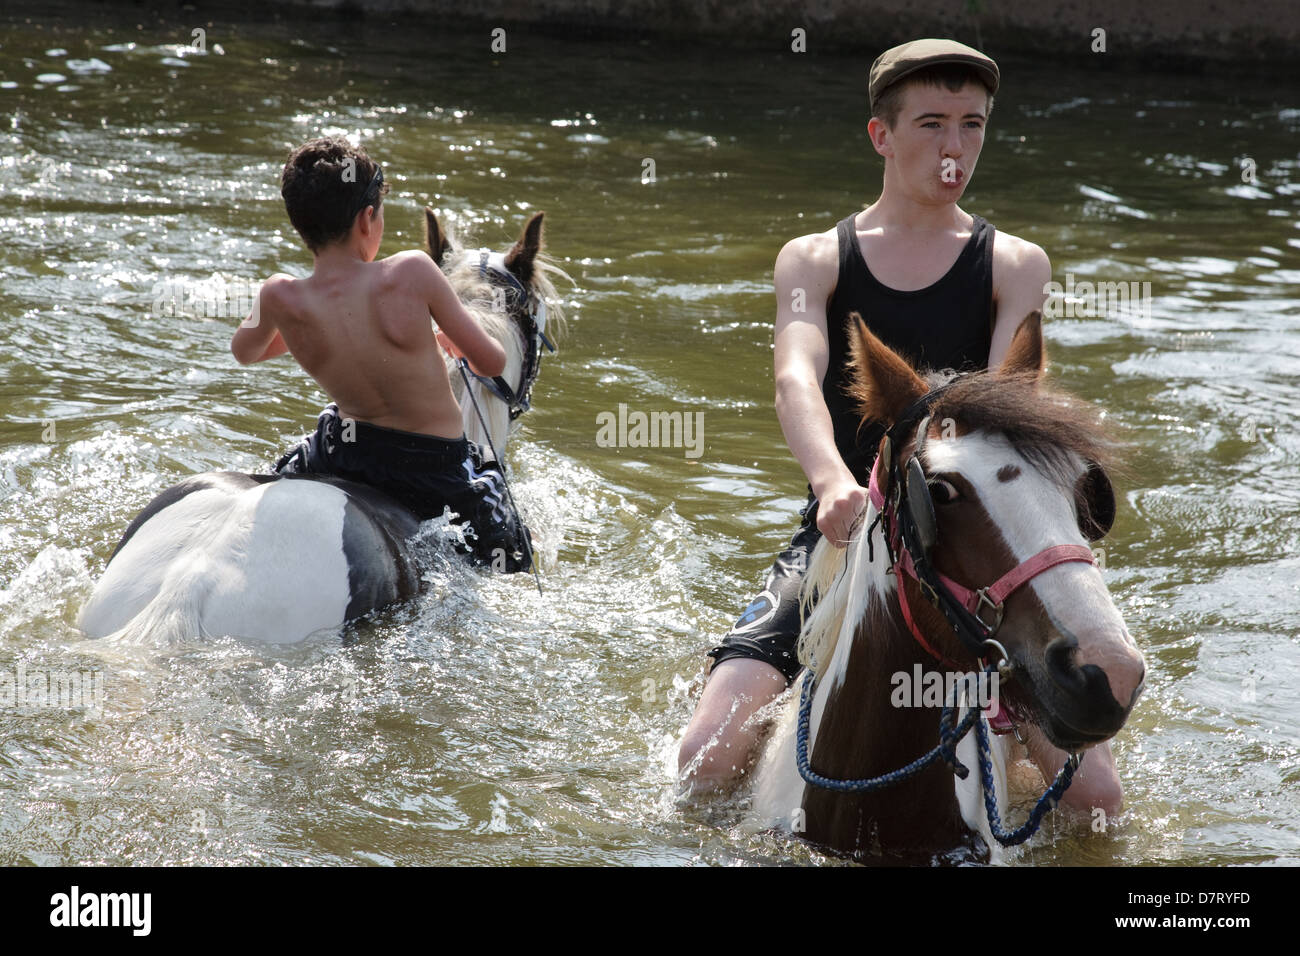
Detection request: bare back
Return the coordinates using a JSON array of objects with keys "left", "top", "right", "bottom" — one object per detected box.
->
[{"left": 238, "top": 248, "right": 506, "bottom": 440}]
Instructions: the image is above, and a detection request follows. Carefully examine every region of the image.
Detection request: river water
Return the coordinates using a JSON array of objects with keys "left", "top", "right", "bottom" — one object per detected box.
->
[{"left": 0, "top": 3, "right": 1296, "bottom": 865}]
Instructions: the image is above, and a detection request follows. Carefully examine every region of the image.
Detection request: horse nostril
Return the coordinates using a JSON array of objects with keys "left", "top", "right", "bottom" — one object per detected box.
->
[{"left": 1043, "top": 636, "right": 1137, "bottom": 728}]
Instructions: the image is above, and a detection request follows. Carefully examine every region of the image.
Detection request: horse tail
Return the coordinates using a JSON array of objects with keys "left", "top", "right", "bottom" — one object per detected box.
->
[{"left": 95, "top": 558, "right": 215, "bottom": 646}]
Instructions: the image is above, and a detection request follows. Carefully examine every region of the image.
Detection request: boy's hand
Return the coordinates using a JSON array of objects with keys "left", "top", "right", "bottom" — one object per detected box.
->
[
  {"left": 815, "top": 477, "right": 867, "bottom": 548},
  {"left": 435, "top": 328, "right": 462, "bottom": 358},
  {"left": 437, "top": 327, "right": 499, "bottom": 379}
]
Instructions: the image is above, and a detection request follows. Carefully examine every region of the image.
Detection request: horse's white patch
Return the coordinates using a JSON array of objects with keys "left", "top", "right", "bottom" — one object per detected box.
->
[
  {"left": 80, "top": 480, "right": 351, "bottom": 644},
  {"left": 954, "top": 711, "right": 1008, "bottom": 863}
]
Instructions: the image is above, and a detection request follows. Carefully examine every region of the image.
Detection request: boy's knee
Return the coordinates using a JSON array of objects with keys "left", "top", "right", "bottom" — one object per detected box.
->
[
  {"left": 1061, "top": 758, "right": 1123, "bottom": 817},
  {"left": 678, "top": 722, "right": 748, "bottom": 790}
]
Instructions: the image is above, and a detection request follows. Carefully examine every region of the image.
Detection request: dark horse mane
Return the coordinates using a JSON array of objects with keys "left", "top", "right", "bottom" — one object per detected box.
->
[
  {"left": 852, "top": 365, "right": 1125, "bottom": 527},
  {"left": 921, "top": 369, "right": 1117, "bottom": 470}
]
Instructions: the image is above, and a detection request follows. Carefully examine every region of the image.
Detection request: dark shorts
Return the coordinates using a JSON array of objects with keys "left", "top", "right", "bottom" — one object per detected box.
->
[
  {"left": 707, "top": 496, "right": 822, "bottom": 684},
  {"left": 273, "top": 404, "right": 532, "bottom": 573}
]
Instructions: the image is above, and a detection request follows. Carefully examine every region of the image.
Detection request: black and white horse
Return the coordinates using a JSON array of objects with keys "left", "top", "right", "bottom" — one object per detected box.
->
[{"left": 78, "top": 210, "right": 562, "bottom": 645}]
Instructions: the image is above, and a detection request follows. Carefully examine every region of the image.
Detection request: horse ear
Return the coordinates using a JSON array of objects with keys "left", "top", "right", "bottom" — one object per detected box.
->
[
  {"left": 997, "top": 310, "right": 1046, "bottom": 379},
  {"left": 504, "top": 212, "right": 544, "bottom": 283},
  {"left": 844, "top": 312, "right": 928, "bottom": 426},
  {"left": 423, "top": 207, "right": 451, "bottom": 266}
]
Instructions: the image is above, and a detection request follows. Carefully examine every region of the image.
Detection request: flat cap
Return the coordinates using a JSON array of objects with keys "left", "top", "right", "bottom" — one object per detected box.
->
[{"left": 869, "top": 38, "right": 999, "bottom": 112}]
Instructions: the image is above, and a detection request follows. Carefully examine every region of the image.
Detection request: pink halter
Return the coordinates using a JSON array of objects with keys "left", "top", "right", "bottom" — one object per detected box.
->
[{"left": 866, "top": 447, "right": 1098, "bottom": 731}]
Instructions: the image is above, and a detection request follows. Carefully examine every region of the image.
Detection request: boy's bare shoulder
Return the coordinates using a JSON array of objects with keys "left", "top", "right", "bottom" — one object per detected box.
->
[
  {"left": 384, "top": 248, "right": 438, "bottom": 275},
  {"left": 991, "top": 229, "right": 1050, "bottom": 274},
  {"left": 256, "top": 272, "right": 301, "bottom": 316},
  {"left": 774, "top": 226, "right": 839, "bottom": 295}
]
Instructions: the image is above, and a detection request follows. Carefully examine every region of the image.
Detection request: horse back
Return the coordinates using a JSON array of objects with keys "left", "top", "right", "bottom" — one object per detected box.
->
[{"left": 81, "top": 472, "right": 422, "bottom": 643}]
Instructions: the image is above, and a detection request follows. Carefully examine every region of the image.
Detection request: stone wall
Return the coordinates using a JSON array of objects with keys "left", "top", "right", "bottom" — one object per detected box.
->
[{"left": 271, "top": 0, "right": 1297, "bottom": 71}]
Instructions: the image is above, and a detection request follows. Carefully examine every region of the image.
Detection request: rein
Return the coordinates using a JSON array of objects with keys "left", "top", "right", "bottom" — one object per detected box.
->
[
  {"left": 793, "top": 380, "right": 1095, "bottom": 847},
  {"left": 456, "top": 358, "right": 543, "bottom": 596}
]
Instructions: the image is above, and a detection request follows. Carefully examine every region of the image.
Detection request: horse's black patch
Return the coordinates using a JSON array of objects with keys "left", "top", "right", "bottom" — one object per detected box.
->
[
  {"left": 326, "top": 478, "right": 422, "bottom": 622},
  {"left": 109, "top": 471, "right": 274, "bottom": 561}
]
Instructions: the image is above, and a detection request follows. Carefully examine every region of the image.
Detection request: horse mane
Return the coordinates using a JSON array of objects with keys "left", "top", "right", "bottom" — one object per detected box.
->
[
  {"left": 433, "top": 216, "right": 570, "bottom": 452},
  {"left": 926, "top": 369, "right": 1120, "bottom": 482},
  {"left": 796, "top": 368, "right": 1121, "bottom": 681},
  {"left": 436, "top": 216, "right": 569, "bottom": 340}
]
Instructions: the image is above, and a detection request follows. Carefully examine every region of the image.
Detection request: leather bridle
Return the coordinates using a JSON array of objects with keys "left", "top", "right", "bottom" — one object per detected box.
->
[
  {"left": 862, "top": 384, "right": 1105, "bottom": 696},
  {"left": 461, "top": 249, "right": 556, "bottom": 421}
]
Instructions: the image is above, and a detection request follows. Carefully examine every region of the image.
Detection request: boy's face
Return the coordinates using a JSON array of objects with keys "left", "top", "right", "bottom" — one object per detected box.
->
[{"left": 870, "top": 81, "right": 988, "bottom": 206}]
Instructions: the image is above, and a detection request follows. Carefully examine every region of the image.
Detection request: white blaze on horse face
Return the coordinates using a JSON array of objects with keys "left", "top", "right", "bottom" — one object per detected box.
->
[{"left": 926, "top": 433, "right": 1142, "bottom": 708}]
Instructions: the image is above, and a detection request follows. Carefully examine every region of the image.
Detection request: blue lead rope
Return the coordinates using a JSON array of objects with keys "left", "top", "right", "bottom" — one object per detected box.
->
[
  {"left": 794, "top": 666, "right": 1082, "bottom": 847},
  {"left": 974, "top": 714, "right": 1081, "bottom": 846}
]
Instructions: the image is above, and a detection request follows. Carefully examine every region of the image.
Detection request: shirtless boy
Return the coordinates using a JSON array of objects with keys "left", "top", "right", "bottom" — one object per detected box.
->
[
  {"left": 678, "top": 39, "right": 1123, "bottom": 815},
  {"left": 231, "top": 136, "right": 531, "bottom": 572}
]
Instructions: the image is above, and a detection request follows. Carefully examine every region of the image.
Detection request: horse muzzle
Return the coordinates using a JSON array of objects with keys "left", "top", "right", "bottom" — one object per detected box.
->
[{"left": 1028, "top": 633, "right": 1145, "bottom": 750}]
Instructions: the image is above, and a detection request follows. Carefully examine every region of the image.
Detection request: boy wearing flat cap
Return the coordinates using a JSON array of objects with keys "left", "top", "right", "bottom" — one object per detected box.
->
[{"left": 680, "top": 38, "right": 1123, "bottom": 817}]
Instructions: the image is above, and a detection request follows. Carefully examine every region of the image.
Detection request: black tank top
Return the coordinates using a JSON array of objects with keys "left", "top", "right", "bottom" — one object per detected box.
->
[{"left": 823, "top": 212, "right": 995, "bottom": 480}]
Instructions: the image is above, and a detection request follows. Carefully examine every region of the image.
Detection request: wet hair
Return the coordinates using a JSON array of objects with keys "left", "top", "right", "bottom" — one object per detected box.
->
[
  {"left": 280, "top": 136, "right": 389, "bottom": 253},
  {"left": 872, "top": 64, "right": 994, "bottom": 131}
]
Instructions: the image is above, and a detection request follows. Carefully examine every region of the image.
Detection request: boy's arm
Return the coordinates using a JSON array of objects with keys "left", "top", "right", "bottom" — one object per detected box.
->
[
  {"left": 988, "top": 235, "right": 1051, "bottom": 368},
  {"left": 231, "top": 275, "right": 290, "bottom": 365},
  {"left": 399, "top": 252, "right": 506, "bottom": 377},
  {"left": 773, "top": 234, "right": 865, "bottom": 548}
]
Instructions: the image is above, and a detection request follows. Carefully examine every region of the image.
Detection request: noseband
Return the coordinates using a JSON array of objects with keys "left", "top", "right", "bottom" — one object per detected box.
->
[{"left": 462, "top": 249, "right": 556, "bottom": 421}]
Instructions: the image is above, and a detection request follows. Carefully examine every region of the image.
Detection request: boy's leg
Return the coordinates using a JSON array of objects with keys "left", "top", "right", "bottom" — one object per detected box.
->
[
  {"left": 678, "top": 518, "right": 818, "bottom": 792},
  {"left": 448, "top": 442, "right": 533, "bottom": 573},
  {"left": 678, "top": 658, "right": 788, "bottom": 792},
  {"left": 1022, "top": 723, "right": 1124, "bottom": 817}
]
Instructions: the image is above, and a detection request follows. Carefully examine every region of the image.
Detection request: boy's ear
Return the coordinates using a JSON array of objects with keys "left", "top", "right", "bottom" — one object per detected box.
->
[
  {"left": 504, "top": 212, "right": 544, "bottom": 283},
  {"left": 423, "top": 207, "right": 451, "bottom": 267}
]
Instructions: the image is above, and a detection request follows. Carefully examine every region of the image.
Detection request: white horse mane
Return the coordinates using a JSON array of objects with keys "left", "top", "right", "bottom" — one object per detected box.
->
[
  {"left": 796, "top": 503, "right": 893, "bottom": 685},
  {"left": 434, "top": 218, "right": 568, "bottom": 453}
]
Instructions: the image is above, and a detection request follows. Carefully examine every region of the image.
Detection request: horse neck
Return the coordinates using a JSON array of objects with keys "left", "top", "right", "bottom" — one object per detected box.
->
[
  {"left": 453, "top": 314, "right": 524, "bottom": 459},
  {"left": 799, "top": 510, "right": 970, "bottom": 856}
]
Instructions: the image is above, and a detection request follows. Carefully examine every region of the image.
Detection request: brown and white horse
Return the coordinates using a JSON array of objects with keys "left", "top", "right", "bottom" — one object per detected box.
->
[
  {"left": 78, "top": 210, "right": 563, "bottom": 645},
  {"left": 753, "top": 311, "right": 1145, "bottom": 861}
]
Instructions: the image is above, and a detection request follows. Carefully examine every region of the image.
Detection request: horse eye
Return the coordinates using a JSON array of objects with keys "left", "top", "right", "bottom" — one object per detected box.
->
[{"left": 928, "top": 478, "right": 960, "bottom": 504}]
